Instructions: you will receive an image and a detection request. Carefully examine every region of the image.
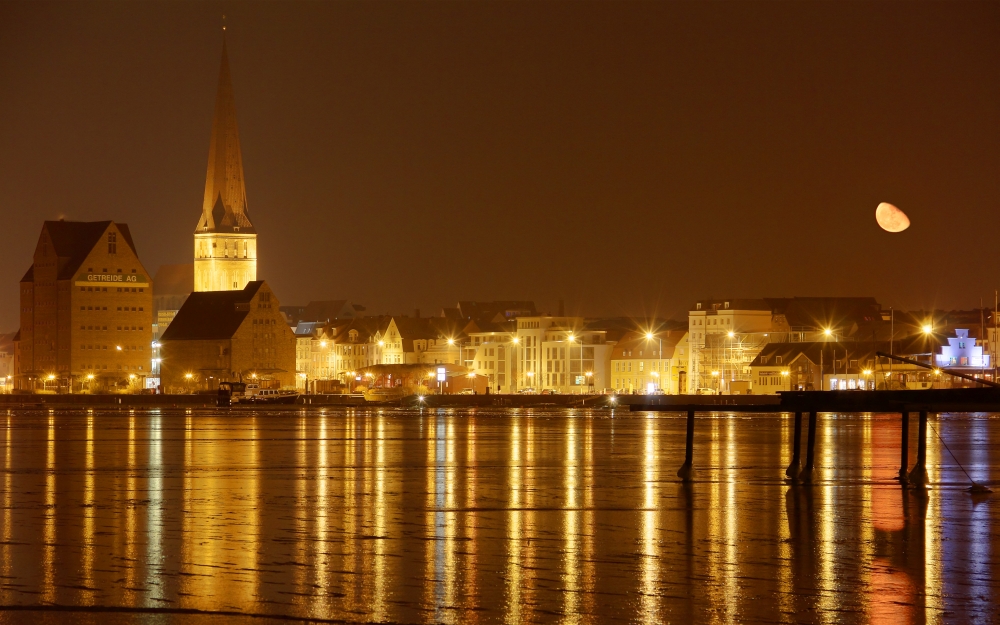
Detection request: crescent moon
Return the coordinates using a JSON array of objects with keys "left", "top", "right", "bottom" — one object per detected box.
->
[{"left": 876, "top": 202, "right": 910, "bottom": 233}]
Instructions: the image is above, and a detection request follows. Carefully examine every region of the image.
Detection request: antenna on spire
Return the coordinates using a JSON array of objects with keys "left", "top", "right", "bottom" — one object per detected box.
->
[{"left": 222, "top": 14, "right": 226, "bottom": 32}]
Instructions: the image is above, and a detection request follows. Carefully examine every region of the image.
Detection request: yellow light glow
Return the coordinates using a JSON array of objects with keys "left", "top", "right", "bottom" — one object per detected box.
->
[
  {"left": 128, "top": 374, "right": 136, "bottom": 380},
  {"left": 512, "top": 337, "right": 519, "bottom": 344},
  {"left": 47, "top": 374, "right": 55, "bottom": 381},
  {"left": 922, "top": 324, "right": 932, "bottom": 334},
  {"left": 115, "top": 345, "right": 122, "bottom": 351},
  {"left": 645, "top": 332, "right": 653, "bottom": 340},
  {"left": 86, "top": 374, "right": 94, "bottom": 380},
  {"left": 320, "top": 341, "right": 327, "bottom": 348},
  {"left": 711, "top": 371, "right": 719, "bottom": 376},
  {"left": 184, "top": 373, "right": 193, "bottom": 380},
  {"left": 447, "top": 339, "right": 455, "bottom": 345},
  {"left": 727, "top": 331, "right": 735, "bottom": 338},
  {"left": 585, "top": 371, "right": 593, "bottom": 377},
  {"left": 568, "top": 333, "right": 575, "bottom": 342},
  {"left": 378, "top": 341, "right": 385, "bottom": 347},
  {"left": 863, "top": 369, "right": 872, "bottom": 375},
  {"left": 781, "top": 370, "right": 789, "bottom": 377},
  {"left": 823, "top": 329, "right": 832, "bottom": 337}
]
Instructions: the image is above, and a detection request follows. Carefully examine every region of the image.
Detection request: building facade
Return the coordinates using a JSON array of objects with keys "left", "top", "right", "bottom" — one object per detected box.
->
[
  {"left": 611, "top": 330, "right": 689, "bottom": 394},
  {"left": 17, "top": 220, "right": 153, "bottom": 392},
  {"left": 159, "top": 281, "right": 294, "bottom": 392},
  {"left": 194, "top": 41, "right": 257, "bottom": 293}
]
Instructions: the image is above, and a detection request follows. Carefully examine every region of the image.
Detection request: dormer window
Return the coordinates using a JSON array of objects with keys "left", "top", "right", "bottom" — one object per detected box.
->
[
  {"left": 724, "top": 301, "right": 730, "bottom": 309},
  {"left": 107, "top": 232, "right": 117, "bottom": 254}
]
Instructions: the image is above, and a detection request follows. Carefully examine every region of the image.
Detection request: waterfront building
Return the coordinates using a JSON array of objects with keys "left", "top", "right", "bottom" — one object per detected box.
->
[
  {"left": 16, "top": 220, "right": 153, "bottom": 392},
  {"left": 688, "top": 297, "right": 886, "bottom": 394},
  {"left": 514, "top": 316, "right": 613, "bottom": 393},
  {"left": 159, "top": 281, "right": 294, "bottom": 392},
  {"left": 610, "top": 330, "right": 688, "bottom": 394},
  {"left": 466, "top": 320, "right": 519, "bottom": 393},
  {"left": 193, "top": 41, "right": 257, "bottom": 293}
]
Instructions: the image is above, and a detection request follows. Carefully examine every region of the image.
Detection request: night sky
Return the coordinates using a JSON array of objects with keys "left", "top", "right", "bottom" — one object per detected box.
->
[{"left": 2, "top": 2, "right": 998, "bottom": 331}]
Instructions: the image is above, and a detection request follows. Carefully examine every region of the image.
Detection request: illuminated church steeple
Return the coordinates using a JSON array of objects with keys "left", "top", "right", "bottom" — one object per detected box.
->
[{"left": 194, "top": 38, "right": 257, "bottom": 292}]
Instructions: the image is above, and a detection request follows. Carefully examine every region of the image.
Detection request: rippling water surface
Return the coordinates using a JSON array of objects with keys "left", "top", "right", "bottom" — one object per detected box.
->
[{"left": 0, "top": 407, "right": 997, "bottom": 624}]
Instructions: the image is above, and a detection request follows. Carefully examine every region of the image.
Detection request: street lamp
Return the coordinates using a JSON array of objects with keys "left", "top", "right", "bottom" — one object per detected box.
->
[
  {"left": 585, "top": 371, "right": 593, "bottom": 393},
  {"left": 922, "top": 324, "right": 933, "bottom": 335},
  {"left": 781, "top": 369, "right": 790, "bottom": 392},
  {"left": 568, "top": 333, "right": 584, "bottom": 394},
  {"left": 646, "top": 330, "right": 665, "bottom": 393}
]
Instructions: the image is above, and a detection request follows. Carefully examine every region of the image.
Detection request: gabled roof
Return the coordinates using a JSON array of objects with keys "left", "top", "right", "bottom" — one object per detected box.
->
[
  {"left": 37, "top": 221, "right": 137, "bottom": 280},
  {"left": 160, "top": 281, "right": 263, "bottom": 341}
]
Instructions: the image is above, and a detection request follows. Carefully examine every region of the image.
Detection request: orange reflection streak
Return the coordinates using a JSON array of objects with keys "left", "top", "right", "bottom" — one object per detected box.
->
[
  {"left": 2, "top": 413, "right": 11, "bottom": 592},
  {"left": 42, "top": 412, "right": 55, "bottom": 603},
  {"left": 818, "top": 417, "right": 836, "bottom": 624},
  {"left": 124, "top": 413, "right": 137, "bottom": 598},
  {"left": 181, "top": 413, "right": 194, "bottom": 602},
  {"left": 777, "top": 414, "right": 793, "bottom": 617},
  {"left": 639, "top": 414, "right": 660, "bottom": 621},
  {"left": 563, "top": 416, "right": 580, "bottom": 620},
  {"left": 924, "top": 419, "right": 943, "bottom": 625},
  {"left": 81, "top": 411, "right": 95, "bottom": 603},
  {"left": 504, "top": 417, "right": 523, "bottom": 623},
  {"left": 464, "top": 418, "right": 479, "bottom": 620},
  {"left": 293, "top": 414, "right": 307, "bottom": 607},
  {"left": 317, "top": 411, "right": 332, "bottom": 613},
  {"left": 581, "top": 416, "right": 595, "bottom": 619},
  {"left": 370, "top": 415, "right": 388, "bottom": 621},
  {"left": 444, "top": 419, "right": 458, "bottom": 620}
]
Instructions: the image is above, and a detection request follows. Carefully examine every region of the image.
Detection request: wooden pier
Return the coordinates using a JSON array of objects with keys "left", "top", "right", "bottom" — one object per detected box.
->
[{"left": 624, "top": 388, "right": 1000, "bottom": 486}]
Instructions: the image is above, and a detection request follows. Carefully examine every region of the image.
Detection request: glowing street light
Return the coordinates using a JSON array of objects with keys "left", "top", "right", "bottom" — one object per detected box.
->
[
  {"left": 823, "top": 329, "right": 832, "bottom": 337},
  {"left": 922, "top": 324, "right": 933, "bottom": 335},
  {"left": 184, "top": 373, "right": 193, "bottom": 380}
]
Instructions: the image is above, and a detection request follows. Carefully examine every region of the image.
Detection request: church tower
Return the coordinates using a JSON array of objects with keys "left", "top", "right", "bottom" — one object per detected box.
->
[{"left": 194, "top": 40, "right": 257, "bottom": 292}]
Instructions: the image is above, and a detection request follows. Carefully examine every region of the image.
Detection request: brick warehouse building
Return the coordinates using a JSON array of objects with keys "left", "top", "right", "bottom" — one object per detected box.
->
[
  {"left": 16, "top": 220, "right": 153, "bottom": 392},
  {"left": 158, "top": 281, "right": 295, "bottom": 393}
]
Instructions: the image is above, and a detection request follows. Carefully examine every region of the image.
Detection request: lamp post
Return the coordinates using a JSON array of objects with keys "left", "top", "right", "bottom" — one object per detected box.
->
[
  {"left": 646, "top": 331, "right": 664, "bottom": 393},
  {"left": 511, "top": 336, "right": 520, "bottom": 393},
  {"left": 781, "top": 369, "right": 790, "bottom": 393},
  {"left": 568, "top": 333, "right": 583, "bottom": 394},
  {"left": 526, "top": 370, "right": 534, "bottom": 392},
  {"left": 585, "top": 370, "right": 593, "bottom": 393}
]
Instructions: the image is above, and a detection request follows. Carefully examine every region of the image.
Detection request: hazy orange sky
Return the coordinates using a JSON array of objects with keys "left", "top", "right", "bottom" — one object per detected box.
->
[{"left": 1, "top": 1, "right": 998, "bottom": 328}]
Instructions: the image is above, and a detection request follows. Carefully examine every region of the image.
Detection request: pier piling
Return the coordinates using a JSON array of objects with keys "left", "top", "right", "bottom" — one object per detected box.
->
[
  {"left": 798, "top": 411, "right": 818, "bottom": 483},
  {"left": 677, "top": 408, "right": 695, "bottom": 481},
  {"left": 785, "top": 411, "right": 802, "bottom": 480}
]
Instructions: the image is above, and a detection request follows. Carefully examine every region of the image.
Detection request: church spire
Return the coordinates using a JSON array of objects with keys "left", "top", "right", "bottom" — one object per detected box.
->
[{"left": 196, "top": 39, "right": 254, "bottom": 234}]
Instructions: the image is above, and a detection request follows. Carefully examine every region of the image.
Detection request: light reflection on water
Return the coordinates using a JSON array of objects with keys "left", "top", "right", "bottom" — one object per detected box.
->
[{"left": 0, "top": 408, "right": 997, "bottom": 623}]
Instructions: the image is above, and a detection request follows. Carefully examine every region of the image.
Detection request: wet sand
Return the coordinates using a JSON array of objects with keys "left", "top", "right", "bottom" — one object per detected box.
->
[{"left": 0, "top": 407, "right": 997, "bottom": 624}]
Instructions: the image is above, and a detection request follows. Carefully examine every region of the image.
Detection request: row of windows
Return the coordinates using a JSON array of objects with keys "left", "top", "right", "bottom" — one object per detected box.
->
[
  {"left": 79, "top": 325, "right": 145, "bottom": 331},
  {"left": 79, "top": 344, "right": 144, "bottom": 351},
  {"left": 85, "top": 267, "right": 137, "bottom": 274},
  {"left": 80, "top": 363, "right": 144, "bottom": 371},
  {"left": 79, "top": 305, "right": 144, "bottom": 312},
  {"left": 614, "top": 360, "right": 670, "bottom": 373},
  {"left": 79, "top": 286, "right": 144, "bottom": 293}
]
